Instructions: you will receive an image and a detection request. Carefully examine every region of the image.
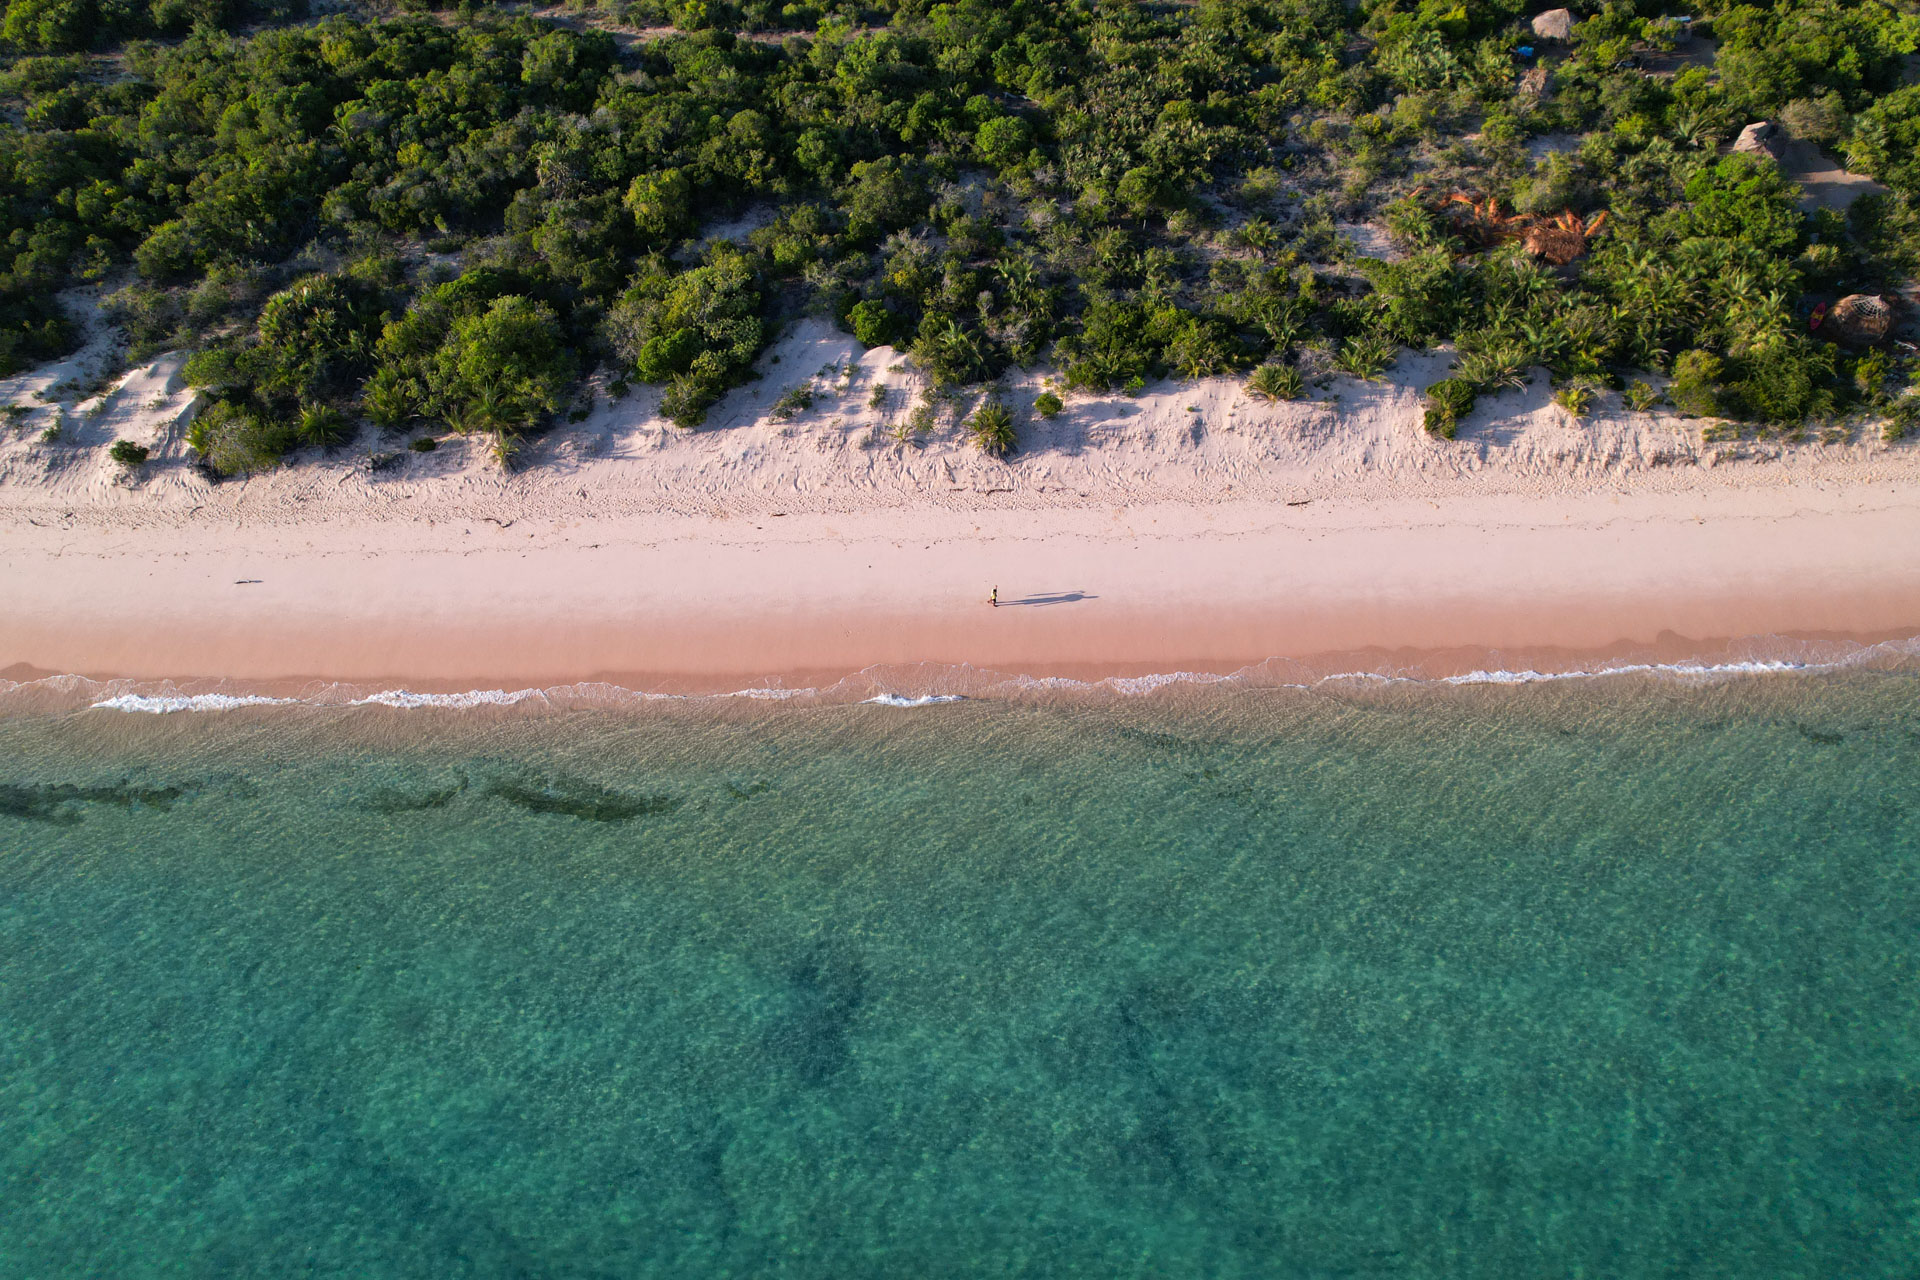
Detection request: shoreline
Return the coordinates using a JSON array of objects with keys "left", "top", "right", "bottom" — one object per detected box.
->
[
  {"left": 9, "top": 633, "right": 1920, "bottom": 716},
  {"left": 8, "top": 327, "right": 1920, "bottom": 696},
  {"left": 7, "top": 484, "right": 1920, "bottom": 695}
]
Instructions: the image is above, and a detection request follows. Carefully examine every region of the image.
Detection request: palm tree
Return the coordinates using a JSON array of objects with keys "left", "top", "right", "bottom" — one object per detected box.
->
[{"left": 488, "top": 429, "right": 521, "bottom": 471}]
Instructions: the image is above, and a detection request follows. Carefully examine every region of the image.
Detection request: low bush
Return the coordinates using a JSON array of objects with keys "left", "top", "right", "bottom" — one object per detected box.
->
[
  {"left": 1423, "top": 377, "right": 1477, "bottom": 438},
  {"left": 1668, "top": 351, "right": 1726, "bottom": 418},
  {"left": 187, "top": 401, "right": 296, "bottom": 477},
  {"left": 1883, "top": 396, "right": 1918, "bottom": 443},
  {"left": 296, "top": 405, "right": 352, "bottom": 449},
  {"left": 771, "top": 382, "right": 815, "bottom": 420},
  {"left": 1455, "top": 344, "right": 1529, "bottom": 394},
  {"left": 109, "top": 439, "right": 149, "bottom": 467},
  {"left": 1333, "top": 334, "right": 1397, "bottom": 381},
  {"left": 1033, "top": 390, "right": 1064, "bottom": 418},
  {"left": 967, "top": 399, "right": 1016, "bottom": 456},
  {"left": 409, "top": 436, "right": 439, "bottom": 452},
  {"left": 1247, "top": 364, "right": 1306, "bottom": 401},
  {"left": 1554, "top": 381, "right": 1597, "bottom": 417}
]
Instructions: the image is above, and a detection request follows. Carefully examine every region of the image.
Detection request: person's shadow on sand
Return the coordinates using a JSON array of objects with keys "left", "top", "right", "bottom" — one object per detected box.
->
[{"left": 1000, "top": 591, "right": 1099, "bottom": 607}]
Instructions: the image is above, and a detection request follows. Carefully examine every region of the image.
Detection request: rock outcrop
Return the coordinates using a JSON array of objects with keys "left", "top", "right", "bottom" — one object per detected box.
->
[
  {"left": 1531, "top": 8, "right": 1575, "bottom": 41},
  {"left": 1733, "top": 121, "right": 1784, "bottom": 160}
]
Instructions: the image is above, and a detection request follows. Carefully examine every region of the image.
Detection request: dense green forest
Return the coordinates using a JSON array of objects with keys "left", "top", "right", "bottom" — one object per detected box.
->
[{"left": 3, "top": 0, "right": 1918, "bottom": 472}]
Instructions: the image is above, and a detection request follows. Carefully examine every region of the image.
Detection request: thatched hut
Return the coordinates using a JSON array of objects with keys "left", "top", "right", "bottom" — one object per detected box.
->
[{"left": 1828, "top": 294, "right": 1893, "bottom": 344}]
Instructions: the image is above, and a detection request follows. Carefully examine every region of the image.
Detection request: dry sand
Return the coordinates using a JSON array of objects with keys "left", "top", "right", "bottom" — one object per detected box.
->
[{"left": 4, "top": 307, "right": 1919, "bottom": 692}]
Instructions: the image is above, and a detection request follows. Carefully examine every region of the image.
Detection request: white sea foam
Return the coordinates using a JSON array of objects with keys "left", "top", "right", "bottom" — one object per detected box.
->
[
  {"left": 43, "top": 634, "right": 1920, "bottom": 714},
  {"left": 1099, "top": 671, "right": 1230, "bottom": 696},
  {"left": 347, "top": 688, "right": 551, "bottom": 709},
  {"left": 1440, "top": 659, "right": 1811, "bottom": 686},
  {"left": 89, "top": 693, "right": 300, "bottom": 713}
]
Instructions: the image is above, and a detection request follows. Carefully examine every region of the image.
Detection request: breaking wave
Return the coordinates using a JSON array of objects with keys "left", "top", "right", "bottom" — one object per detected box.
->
[
  {"left": 2, "top": 634, "right": 1916, "bottom": 716},
  {"left": 89, "top": 693, "right": 302, "bottom": 714}
]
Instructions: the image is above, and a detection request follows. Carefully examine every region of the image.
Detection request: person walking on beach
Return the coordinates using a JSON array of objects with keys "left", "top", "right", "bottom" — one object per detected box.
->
[{"left": 989, "top": 586, "right": 998, "bottom": 608}]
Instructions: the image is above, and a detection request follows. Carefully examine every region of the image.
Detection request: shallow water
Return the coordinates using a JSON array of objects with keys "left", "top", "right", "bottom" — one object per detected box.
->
[{"left": 2, "top": 677, "right": 1917, "bottom": 1276}]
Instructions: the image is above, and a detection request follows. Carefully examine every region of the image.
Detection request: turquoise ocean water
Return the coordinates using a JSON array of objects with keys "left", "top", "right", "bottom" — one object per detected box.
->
[{"left": 2, "top": 668, "right": 1917, "bottom": 1276}]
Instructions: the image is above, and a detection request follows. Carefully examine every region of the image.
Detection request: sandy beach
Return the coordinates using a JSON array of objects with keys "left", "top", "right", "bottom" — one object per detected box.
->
[{"left": 5, "top": 313, "right": 1920, "bottom": 692}]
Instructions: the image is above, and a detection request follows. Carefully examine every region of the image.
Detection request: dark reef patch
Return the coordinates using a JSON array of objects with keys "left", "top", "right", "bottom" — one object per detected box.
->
[
  {"left": 764, "top": 945, "right": 869, "bottom": 1086},
  {"left": 361, "top": 777, "right": 469, "bottom": 815},
  {"left": 0, "top": 781, "right": 185, "bottom": 827},
  {"left": 482, "top": 775, "right": 681, "bottom": 823}
]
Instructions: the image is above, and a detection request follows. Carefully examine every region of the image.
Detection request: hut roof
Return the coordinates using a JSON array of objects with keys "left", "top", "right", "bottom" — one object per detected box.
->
[{"left": 1829, "top": 294, "right": 1892, "bottom": 343}]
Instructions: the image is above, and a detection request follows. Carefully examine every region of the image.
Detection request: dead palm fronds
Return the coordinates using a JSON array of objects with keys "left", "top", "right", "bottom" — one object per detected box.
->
[
  {"left": 1441, "top": 193, "right": 1529, "bottom": 248},
  {"left": 1434, "top": 193, "right": 1612, "bottom": 265},
  {"left": 1523, "top": 209, "right": 1610, "bottom": 265}
]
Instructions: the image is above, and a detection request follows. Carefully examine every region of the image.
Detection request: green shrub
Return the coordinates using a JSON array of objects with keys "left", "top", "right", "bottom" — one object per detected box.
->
[
  {"left": 296, "top": 404, "right": 352, "bottom": 449},
  {"left": 187, "top": 401, "right": 296, "bottom": 477},
  {"left": 1681, "top": 155, "right": 1805, "bottom": 254},
  {"left": 436, "top": 296, "right": 575, "bottom": 434},
  {"left": 660, "top": 373, "right": 714, "bottom": 429},
  {"left": 1851, "top": 350, "right": 1890, "bottom": 403},
  {"left": 1848, "top": 84, "right": 1920, "bottom": 199},
  {"left": 108, "top": 439, "right": 149, "bottom": 467},
  {"left": 409, "top": 436, "right": 439, "bottom": 452},
  {"left": 1883, "top": 396, "right": 1919, "bottom": 443},
  {"left": 609, "top": 248, "right": 763, "bottom": 425},
  {"left": 1624, "top": 381, "right": 1662, "bottom": 412},
  {"left": 966, "top": 399, "right": 1016, "bottom": 456},
  {"left": 848, "top": 300, "right": 896, "bottom": 348},
  {"left": 1724, "top": 341, "right": 1836, "bottom": 425},
  {"left": 1455, "top": 344, "right": 1528, "bottom": 394},
  {"left": 1333, "top": 334, "right": 1397, "bottom": 381},
  {"left": 975, "top": 115, "right": 1033, "bottom": 171},
  {"left": 1423, "top": 377, "right": 1477, "bottom": 437},
  {"left": 868, "top": 384, "right": 889, "bottom": 411},
  {"left": 771, "top": 382, "right": 814, "bottom": 420},
  {"left": 1554, "top": 382, "right": 1596, "bottom": 417},
  {"left": 1033, "top": 390, "right": 1063, "bottom": 418},
  {"left": 1165, "top": 314, "right": 1242, "bottom": 379},
  {"left": 362, "top": 367, "right": 418, "bottom": 430},
  {"left": 1247, "top": 364, "right": 1305, "bottom": 401},
  {"left": 1668, "top": 350, "right": 1726, "bottom": 417}
]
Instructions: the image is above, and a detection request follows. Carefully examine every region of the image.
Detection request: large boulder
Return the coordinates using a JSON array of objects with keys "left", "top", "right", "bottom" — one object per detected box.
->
[
  {"left": 1733, "top": 121, "right": 1784, "bottom": 160},
  {"left": 1828, "top": 294, "right": 1893, "bottom": 344},
  {"left": 1531, "top": 8, "right": 1575, "bottom": 41}
]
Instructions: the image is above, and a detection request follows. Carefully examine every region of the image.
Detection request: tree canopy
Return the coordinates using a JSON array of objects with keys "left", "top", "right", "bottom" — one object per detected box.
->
[{"left": 2, "top": 0, "right": 1917, "bottom": 466}]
